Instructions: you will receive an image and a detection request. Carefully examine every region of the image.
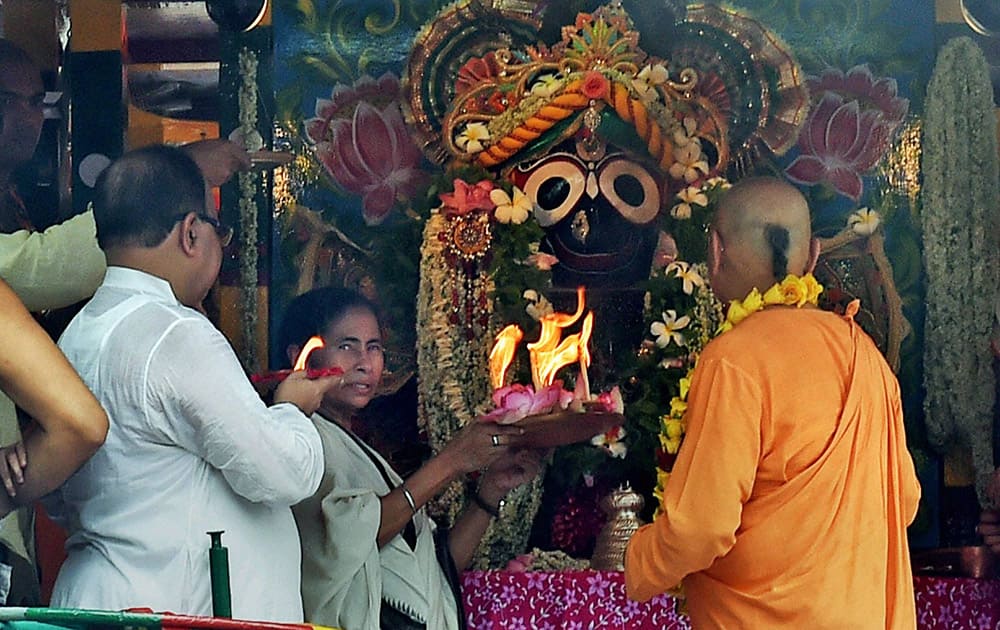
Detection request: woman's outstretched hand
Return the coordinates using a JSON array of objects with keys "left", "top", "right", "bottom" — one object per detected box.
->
[
  {"left": 439, "top": 420, "right": 526, "bottom": 476},
  {"left": 479, "top": 448, "right": 546, "bottom": 501}
]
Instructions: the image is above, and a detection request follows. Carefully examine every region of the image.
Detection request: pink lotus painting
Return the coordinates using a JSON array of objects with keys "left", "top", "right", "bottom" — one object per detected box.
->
[
  {"left": 785, "top": 65, "right": 909, "bottom": 202},
  {"left": 304, "top": 73, "right": 425, "bottom": 225}
]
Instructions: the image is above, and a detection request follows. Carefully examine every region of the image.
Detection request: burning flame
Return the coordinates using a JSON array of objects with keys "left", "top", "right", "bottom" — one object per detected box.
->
[
  {"left": 527, "top": 287, "right": 590, "bottom": 389},
  {"left": 489, "top": 324, "right": 524, "bottom": 390},
  {"left": 293, "top": 336, "right": 325, "bottom": 371},
  {"left": 487, "top": 287, "right": 594, "bottom": 396}
]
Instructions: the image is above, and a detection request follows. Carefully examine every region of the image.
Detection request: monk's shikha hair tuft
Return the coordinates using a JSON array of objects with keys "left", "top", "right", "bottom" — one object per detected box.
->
[{"left": 765, "top": 224, "right": 790, "bottom": 280}]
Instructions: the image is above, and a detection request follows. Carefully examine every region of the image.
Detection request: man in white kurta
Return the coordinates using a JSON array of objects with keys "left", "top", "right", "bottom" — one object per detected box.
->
[
  {"left": 0, "top": 40, "right": 254, "bottom": 605},
  {"left": 50, "top": 268, "right": 322, "bottom": 619},
  {"left": 46, "top": 145, "right": 330, "bottom": 621}
]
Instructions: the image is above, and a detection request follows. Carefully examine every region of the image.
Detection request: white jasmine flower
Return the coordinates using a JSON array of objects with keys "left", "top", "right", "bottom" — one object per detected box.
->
[
  {"left": 650, "top": 309, "right": 690, "bottom": 348},
  {"left": 456, "top": 122, "right": 490, "bottom": 154}
]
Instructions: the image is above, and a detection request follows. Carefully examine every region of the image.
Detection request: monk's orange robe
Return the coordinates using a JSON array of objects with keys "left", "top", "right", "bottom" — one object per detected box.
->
[{"left": 625, "top": 307, "right": 920, "bottom": 629}]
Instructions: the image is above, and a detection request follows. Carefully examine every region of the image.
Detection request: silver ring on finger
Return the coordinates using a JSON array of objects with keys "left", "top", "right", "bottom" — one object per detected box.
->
[{"left": 491, "top": 434, "right": 501, "bottom": 447}]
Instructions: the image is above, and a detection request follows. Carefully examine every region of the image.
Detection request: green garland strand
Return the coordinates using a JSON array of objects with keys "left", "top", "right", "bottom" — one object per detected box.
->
[{"left": 922, "top": 36, "right": 1000, "bottom": 505}]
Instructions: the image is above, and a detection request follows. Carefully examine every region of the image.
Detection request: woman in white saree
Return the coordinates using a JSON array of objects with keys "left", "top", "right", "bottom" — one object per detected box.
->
[{"left": 280, "top": 287, "right": 543, "bottom": 630}]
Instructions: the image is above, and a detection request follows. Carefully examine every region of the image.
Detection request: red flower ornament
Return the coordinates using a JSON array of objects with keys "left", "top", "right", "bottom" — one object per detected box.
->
[
  {"left": 582, "top": 70, "right": 610, "bottom": 100},
  {"left": 438, "top": 179, "right": 496, "bottom": 216}
]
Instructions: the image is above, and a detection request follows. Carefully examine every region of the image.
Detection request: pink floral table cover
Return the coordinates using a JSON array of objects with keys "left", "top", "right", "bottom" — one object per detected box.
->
[
  {"left": 462, "top": 570, "right": 687, "bottom": 629},
  {"left": 914, "top": 575, "right": 1000, "bottom": 629},
  {"left": 461, "top": 571, "right": 1000, "bottom": 629}
]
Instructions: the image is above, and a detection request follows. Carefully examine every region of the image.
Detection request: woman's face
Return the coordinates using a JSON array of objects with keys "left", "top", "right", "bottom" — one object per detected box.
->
[{"left": 309, "top": 306, "right": 385, "bottom": 414}]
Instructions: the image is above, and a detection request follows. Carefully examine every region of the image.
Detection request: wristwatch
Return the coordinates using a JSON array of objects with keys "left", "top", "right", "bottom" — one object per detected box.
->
[{"left": 472, "top": 491, "right": 506, "bottom": 518}]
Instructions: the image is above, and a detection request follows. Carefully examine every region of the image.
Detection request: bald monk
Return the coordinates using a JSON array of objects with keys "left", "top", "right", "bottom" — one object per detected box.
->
[{"left": 625, "top": 177, "right": 921, "bottom": 628}]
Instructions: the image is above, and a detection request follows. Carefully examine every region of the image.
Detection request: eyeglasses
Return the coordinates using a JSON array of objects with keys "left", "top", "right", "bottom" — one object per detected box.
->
[
  {"left": 196, "top": 214, "right": 234, "bottom": 248},
  {"left": 174, "top": 212, "right": 234, "bottom": 248}
]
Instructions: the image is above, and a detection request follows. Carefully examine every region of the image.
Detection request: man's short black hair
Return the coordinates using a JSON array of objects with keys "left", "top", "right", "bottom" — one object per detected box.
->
[{"left": 92, "top": 144, "right": 206, "bottom": 250}]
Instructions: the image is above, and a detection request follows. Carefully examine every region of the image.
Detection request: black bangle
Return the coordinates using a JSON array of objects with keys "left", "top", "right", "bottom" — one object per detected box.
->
[{"left": 472, "top": 492, "right": 504, "bottom": 518}]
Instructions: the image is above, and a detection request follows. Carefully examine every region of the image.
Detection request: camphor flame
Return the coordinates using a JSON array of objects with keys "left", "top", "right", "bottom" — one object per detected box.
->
[
  {"left": 526, "top": 287, "right": 593, "bottom": 391},
  {"left": 578, "top": 311, "right": 594, "bottom": 400},
  {"left": 489, "top": 324, "right": 524, "bottom": 390},
  {"left": 293, "top": 336, "right": 325, "bottom": 371},
  {"left": 487, "top": 287, "right": 594, "bottom": 393}
]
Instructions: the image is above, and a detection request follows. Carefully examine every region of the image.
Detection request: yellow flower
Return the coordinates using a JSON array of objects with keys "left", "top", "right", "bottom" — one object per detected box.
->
[
  {"left": 653, "top": 478, "right": 666, "bottom": 508},
  {"left": 742, "top": 287, "right": 764, "bottom": 312},
  {"left": 456, "top": 122, "right": 490, "bottom": 154},
  {"left": 802, "top": 273, "right": 823, "bottom": 304},
  {"left": 656, "top": 468, "right": 671, "bottom": 492},
  {"left": 679, "top": 375, "right": 691, "bottom": 400},
  {"left": 726, "top": 287, "right": 763, "bottom": 327},
  {"left": 660, "top": 433, "right": 682, "bottom": 454},
  {"left": 662, "top": 417, "right": 685, "bottom": 439},
  {"left": 668, "top": 396, "right": 687, "bottom": 417},
  {"left": 763, "top": 274, "right": 808, "bottom": 307},
  {"left": 490, "top": 186, "right": 532, "bottom": 224}
]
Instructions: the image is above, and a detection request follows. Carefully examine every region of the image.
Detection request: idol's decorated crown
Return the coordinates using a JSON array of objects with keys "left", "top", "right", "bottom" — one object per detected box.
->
[{"left": 404, "top": 0, "right": 809, "bottom": 182}]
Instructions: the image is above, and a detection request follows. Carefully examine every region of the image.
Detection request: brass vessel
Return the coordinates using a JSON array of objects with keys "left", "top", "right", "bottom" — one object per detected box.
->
[{"left": 591, "top": 485, "right": 645, "bottom": 571}]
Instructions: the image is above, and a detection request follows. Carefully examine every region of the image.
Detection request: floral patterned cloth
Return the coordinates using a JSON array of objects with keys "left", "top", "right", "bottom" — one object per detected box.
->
[
  {"left": 462, "top": 571, "right": 1000, "bottom": 629},
  {"left": 462, "top": 571, "right": 688, "bottom": 629},
  {"left": 914, "top": 575, "right": 1000, "bottom": 629}
]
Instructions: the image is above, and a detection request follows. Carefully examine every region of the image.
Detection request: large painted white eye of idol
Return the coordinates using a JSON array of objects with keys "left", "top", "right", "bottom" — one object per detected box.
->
[
  {"left": 518, "top": 154, "right": 587, "bottom": 227},
  {"left": 598, "top": 158, "right": 661, "bottom": 225}
]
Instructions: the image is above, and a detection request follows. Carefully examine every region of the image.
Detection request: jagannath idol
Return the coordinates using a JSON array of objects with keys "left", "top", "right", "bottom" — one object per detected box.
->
[{"left": 386, "top": 0, "right": 809, "bottom": 566}]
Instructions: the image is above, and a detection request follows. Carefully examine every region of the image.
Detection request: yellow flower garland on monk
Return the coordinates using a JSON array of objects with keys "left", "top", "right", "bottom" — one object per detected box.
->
[{"left": 654, "top": 273, "right": 824, "bottom": 513}]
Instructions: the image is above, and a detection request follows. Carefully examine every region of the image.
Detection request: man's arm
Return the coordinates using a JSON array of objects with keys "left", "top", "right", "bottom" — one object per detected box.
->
[
  {"left": 625, "top": 356, "right": 762, "bottom": 601},
  {"left": 150, "top": 317, "right": 324, "bottom": 506},
  {"left": 0, "top": 279, "right": 107, "bottom": 516},
  {"left": 0, "top": 212, "right": 105, "bottom": 312},
  {"left": 181, "top": 139, "right": 251, "bottom": 188},
  {"left": 0, "top": 140, "right": 247, "bottom": 314}
]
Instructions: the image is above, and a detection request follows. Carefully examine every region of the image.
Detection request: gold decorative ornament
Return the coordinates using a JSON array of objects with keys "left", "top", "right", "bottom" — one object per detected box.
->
[{"left": 591, "top": 484, "right": 646, "bottom": 571}]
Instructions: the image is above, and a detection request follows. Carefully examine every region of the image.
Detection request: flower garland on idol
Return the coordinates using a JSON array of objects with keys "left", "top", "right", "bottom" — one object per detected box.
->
[
  {"left": 653, "top": 272, "right": 824, "bottom": 514},
  {"left": 415, "top": 170, "right": 552, "bottom": 534}
]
